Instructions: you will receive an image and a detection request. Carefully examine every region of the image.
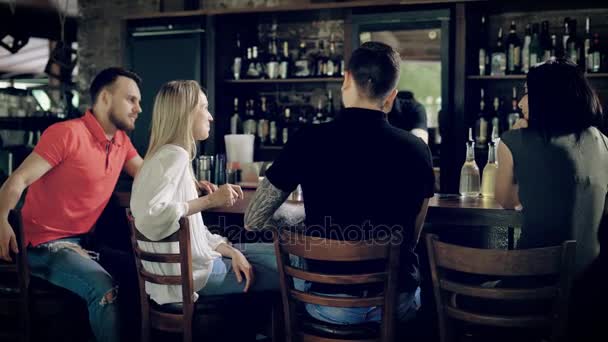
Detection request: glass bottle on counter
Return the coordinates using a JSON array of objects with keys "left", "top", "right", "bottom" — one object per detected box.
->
[
  {"left": 561, "top": 18, "right": 571, "bottom": 59},
  {"left": 540, "top": 21, "right": 551, "bottom": 61},
  {"left": 257, "top": 96, "right": 270, "bottom": 145},
  {"left": 481, "top": 141, "right": 498, "bottom": 198},
  {"left": 243, "top": 99, "right": 257, "bottom": 135},
  {"left": 478, "top": 15, "right": 489, "bottom": 76},
  {"left": 506, "top": 21, "right": 521, "bottom": 74},
  {"left": 230, "top": 97, "right": 241, "bottom": 135},
  {"left": 252, "top": 46, "right": 264, "bottom": 78},
  {"left": 491, "top": 27, "right": 506, "bottom": 76},
  {"left": 266, "top": 35, "right": 279, "bottom": 79},
  {"left": 279, "top": 41, "right": 291, "bottom": 79},
  {"left": 588, "top": 33, "right": 602, "bottom": 73},
  {"left": 475, "top": 88, "right": 488, "bottom": 146},
  {"left": 245, "top": 48, "right": 259, "bottom": 79},
  {"left": 460, "top": 128, "right": 481, "bottom": 198}
]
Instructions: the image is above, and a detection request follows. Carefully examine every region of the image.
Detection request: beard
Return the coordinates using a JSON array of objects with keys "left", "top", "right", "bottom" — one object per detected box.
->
[{"left": 109, "top": 109, "right": 135, "bottom": 131}]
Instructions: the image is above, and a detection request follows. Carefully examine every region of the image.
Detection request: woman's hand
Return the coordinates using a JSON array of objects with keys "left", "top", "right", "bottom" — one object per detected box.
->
[
  {"left": 198, "top": 180, "right": 218, "bottom": 195},
  {"left": 208, "top": 184, "right": 244, "bottom": 208},
  {"left": 230, "top": 248, "right": 254, "bottom": 292},
  {"left": 512, "top": 118, "right": 528, "bottom": 130}
]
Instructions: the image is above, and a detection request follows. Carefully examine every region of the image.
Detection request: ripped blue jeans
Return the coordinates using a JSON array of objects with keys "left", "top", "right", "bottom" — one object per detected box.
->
[{"left": 27, "top": 237, "right": 119, "bottom": 342}]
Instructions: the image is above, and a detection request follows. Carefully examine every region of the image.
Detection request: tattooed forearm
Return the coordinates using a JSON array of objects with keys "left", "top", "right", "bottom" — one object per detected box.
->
[{"left": 244, "top": 178, "right": 290, "bottom": 231}]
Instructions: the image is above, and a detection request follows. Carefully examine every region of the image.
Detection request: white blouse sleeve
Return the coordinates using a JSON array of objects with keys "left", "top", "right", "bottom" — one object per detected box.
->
[
  {"left": 131, "top": 148, "right": 190, "bottom": 241},
  {"left": 204, "top": 229, "right": 228, "bottom": 250}
]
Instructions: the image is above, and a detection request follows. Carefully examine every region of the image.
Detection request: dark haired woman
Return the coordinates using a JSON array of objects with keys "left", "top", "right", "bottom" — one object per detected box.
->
[{"left": 496, "top": 58, "right": 607, "bottom": 273}]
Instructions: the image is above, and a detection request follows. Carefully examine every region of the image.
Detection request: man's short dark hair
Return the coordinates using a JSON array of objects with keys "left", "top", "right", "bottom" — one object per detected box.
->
[
  {"left": 346, "top": 42, "right": 401, "bottom": 102},
  {"left": 89, "top": 67, "right": 142, "bottom": 104}
]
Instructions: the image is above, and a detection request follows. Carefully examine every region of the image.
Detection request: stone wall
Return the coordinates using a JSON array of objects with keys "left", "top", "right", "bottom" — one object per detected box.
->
[{"left": 77, "top": 0, "right": 161, "bottom": 107}]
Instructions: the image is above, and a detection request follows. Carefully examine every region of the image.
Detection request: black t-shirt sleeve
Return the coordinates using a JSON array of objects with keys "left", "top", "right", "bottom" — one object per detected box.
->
[{"left": 264, "top": 128, "right": 305, "bottom": 193}]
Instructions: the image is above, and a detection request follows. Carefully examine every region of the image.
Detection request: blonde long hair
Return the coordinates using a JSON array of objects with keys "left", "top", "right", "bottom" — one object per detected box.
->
[{"left": 145, "top": 80, "right": 202, "bottom": 161}]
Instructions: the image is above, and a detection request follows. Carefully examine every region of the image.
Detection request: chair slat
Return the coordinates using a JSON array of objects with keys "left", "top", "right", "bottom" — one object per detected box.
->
[
  {"left": 289, "top": 289, "right": 384, "bottom": 308},
  {"left": 440, "top": 279, "right": 559, "bottom": 300},
  {"left": 433, "top": 239, "right": 563, "bottom": 276},
  {"left": 149, "top": 310, "right": 186, "bottom": 332},
  {"left": 279, "top": 230, "right": 389, "bottom": 261},
  {"left": 445, "top": 305, "right": 551, "bottom": 328},
  {"left": 285, "top": 266, "right": 386, "bottom": 285},
  {"left": 134, "top": 225, "right": 181, "bottom": 242},
  {"left": 135, "top": 247, "right": 182, "bottom": 263},
  {"left": 140, "top": 269, "right": 182, "bottom": 285}
]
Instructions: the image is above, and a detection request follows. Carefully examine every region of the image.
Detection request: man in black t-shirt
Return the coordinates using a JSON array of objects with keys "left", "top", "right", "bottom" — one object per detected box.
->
[
  {"left": 244, "top": 42, "right": 435, "bottom": 325},
  {"left": 387, "top": 90, "right": 429, "bottom": 143}
]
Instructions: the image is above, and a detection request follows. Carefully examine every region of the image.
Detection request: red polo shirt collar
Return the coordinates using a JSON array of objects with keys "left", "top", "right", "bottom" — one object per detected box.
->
[{"left": 82, "top": 109, "right": 124, "bottom": 146}]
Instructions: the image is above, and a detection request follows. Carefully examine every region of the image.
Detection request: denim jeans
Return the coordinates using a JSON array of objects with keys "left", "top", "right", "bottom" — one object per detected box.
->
[
  {"left": 197, "top": 243, "right": 281, "bottom": 295},
  {"left": 27, "top": 237, "right": 119, "bottom": 342}
]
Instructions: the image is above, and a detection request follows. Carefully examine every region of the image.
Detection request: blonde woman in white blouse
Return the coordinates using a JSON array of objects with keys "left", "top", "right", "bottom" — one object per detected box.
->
[{"left": 130, "top": 80, "right": 280, "bottom": 305}]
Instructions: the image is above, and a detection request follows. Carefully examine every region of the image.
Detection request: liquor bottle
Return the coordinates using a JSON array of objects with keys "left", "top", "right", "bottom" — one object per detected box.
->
[
  {"left": 589, "top": 33, "right": 602, "bottom": 73},
  {"left": 266, "top": 35, "right": 279, "bottom": 79},
  {"left": 312, "top": 100, "right": 324, "bottom": 124},
  {"left": 507, "top": 87, "right": 520, "bottom": 130},
  {"left": 327, "top": 35, "right": 339, "bottom": 77},
  {"left": 281, "top": 107, "right": 291, "bottom": 145},
  {"left": 490, "top": 97, "right": 501, "bottom": 142},
  {"left": 479, "top": 16, "right": 489, "bottom": 76},
  {"left": 481, "top": 141, "right": 498, "bottom": 198},
  {"left": 252, "top": 46, "right": 264, "bottom": 78},
  {"left": 230, "top": 97, "right": 241, "bottom": 135},
  {"left": 491, "top": 27, "right": 507, "bottom": 76},
  {"left": 315, "top": 40, "right": 328, "bottom": 77},
  {"left": 521, "top": 24, "right": 532, "bottom": 73},
  {"left": 475, "top": 88, "right": 488, "bottom": 145},
  {"left": 550, "top": 35, "right": 558, "bottom": 58},
  {"left": 540, "top": 21, "right": 551, "bottom": 61},
  {"left": 506, "top": 21, "right": 522, "bottom": 74},
  {"left": 566, "top": 19, "right": 580, "bottom": 65},
  {"left": 326, "top": 89, "right": 336, "bottom": 120},
  {"left": 562, "top": 18, "right": 571, "bottom": 58},
  {"left": 245, "top": 48, "right": 260, "bottom": 79},
  {"left": 257, "top": 96, "right": 270, "bottom": 145},
  {"left": 279, "top": 41, "right": 290, "bottom": 79},
  {"left": 529, "top": 23, "right": 541, "bottom": 67},
  {"left": 269, "top": 103, "right": 278, "bottom": 146},
  {"left": 459, "top": 128, "right": 481, "bottom": 198},
  {"left": 232, "top": 34, "right": 243, "bottom": 80},
  {"left": 584, "top": 17, "right": 593, "bottom": 72},
  {"left": 243, "top": 99, "right": 257, "bottom": 135},
  {"left": 294, "top": 41, "right": 311, "bottom": 77}
]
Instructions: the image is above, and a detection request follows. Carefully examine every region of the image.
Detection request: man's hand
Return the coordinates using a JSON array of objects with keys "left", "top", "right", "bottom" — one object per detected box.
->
[
  {"left": 207, "top": 184, "right": 244, "bottom": 208},
  {"left": 230, "top": 248, "right": 254, "bottom": 292},
  {"left": 0, "top": 219, "right": 18, "bottom": 261},
  {"left": 198, "top": 180, "right": 218, "bottom": 195}
]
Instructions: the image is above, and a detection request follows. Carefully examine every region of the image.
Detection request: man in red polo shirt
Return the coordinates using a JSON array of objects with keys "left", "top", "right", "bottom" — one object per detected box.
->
[{"left": 0, "top": 67, "right": 144, "bottom": 342}]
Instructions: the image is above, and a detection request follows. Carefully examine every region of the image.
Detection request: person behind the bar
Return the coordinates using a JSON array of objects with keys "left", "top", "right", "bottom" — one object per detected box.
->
[
  {"left": 244, "top": 42, "right": 435, "bottom": 325},
  {"left": 496, "top": 57, "right": 607, "bottom": 274},
  {"left": 495, "top": 58, "right": 608, "bottom": 339},
  {"left": 0, "top": 67, "right": 145, "bottom": 342},
  {"left": 386, "top": 90, "right": 429, "bottom": 143},
  {"left": 130, "top": 80, "right": 281, "bottom": 307}
]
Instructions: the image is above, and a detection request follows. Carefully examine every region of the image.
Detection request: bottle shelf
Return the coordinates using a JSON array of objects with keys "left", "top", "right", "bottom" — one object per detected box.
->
[
  {"left": 468, "top": 73, "right": 608, "bottom": 80},
  {"left": 258, "top": 145, "right": 283, "bottom": 150},
  {"left": 224, "top": 77, "right": 343, "bottom": 84}
]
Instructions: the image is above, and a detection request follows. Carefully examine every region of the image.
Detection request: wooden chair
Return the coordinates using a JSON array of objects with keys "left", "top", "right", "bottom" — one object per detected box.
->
[
  {"left": 274, "top": 229, "right": 402, "bottom": 342},
  {"left": 426, "top": 234, "right": 576, "bottom": 342},
  {"left": 0, "top": 210, "right": 31, "bottom": 342}
]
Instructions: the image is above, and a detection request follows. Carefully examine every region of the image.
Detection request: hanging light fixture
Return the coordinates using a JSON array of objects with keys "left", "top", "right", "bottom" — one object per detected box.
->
[{"left": 44, "top": 0, "right": 78, "bottom": 83}]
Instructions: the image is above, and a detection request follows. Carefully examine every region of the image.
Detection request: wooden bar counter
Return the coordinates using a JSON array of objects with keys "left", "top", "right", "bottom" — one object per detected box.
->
[{"left": 115, "top": 190, "right": 522, "bottom": 228}]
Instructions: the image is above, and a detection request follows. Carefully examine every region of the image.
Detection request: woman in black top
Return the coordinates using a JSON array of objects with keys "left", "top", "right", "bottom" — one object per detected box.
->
[{"left": 496, "top": 58, "right": 607, "bottom": 273}]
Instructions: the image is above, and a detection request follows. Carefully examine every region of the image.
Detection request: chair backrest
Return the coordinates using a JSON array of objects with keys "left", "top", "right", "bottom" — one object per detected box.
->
[
  {"left": 425, "top": 234, "right": 576, "bottom": 342},
  {"left": 0, "top": 210, "right": 31, "bottom": 342},
  {"left": 126, "top": 208, "right": 195, "bottom": 341},
  {"left": 274, "top": 229, "right": 401, "bottom": 342}
]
